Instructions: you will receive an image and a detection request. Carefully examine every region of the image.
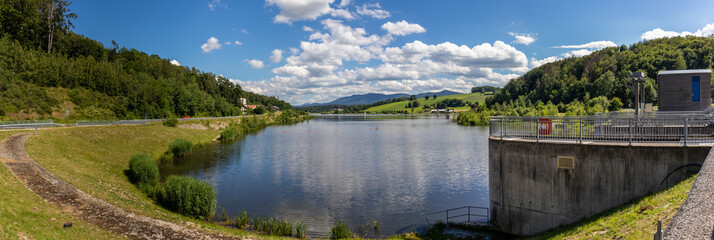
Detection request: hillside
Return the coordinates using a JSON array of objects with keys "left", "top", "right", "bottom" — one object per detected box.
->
[
  {"left": 487, "top": 36, "right": 714, "bottom": 107},
  {"left": 365, "top": 92, "right": 488, "bottom": 113},
  {"left": 0, "top": 1, "right": 289, "bottom": 121}
]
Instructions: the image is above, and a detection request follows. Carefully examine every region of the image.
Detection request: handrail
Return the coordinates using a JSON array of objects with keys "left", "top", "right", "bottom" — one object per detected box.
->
[
  {"left": 425, "top": 206, "right": 489, "bottom": 225},
  {"left": 489, "top": 115, "right": 714, "bottom": 146}
]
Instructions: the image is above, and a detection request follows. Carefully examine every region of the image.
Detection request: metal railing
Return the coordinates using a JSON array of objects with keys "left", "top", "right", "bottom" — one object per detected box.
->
[
  {"left": 489, "top": 115, "right": 714, "bottom": 145},
  {"left": 425, "top": 206, "right": 489, "bottom": 224}
]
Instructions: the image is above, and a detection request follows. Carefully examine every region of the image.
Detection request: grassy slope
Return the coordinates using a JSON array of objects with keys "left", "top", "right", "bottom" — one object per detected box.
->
[
  {"left": 365, "top": 92, "right": 488, "bottom": 113},
  {"left": 23, "top": 120, "right": 293, "bottom": 239},
  {"left": 527, "top": 175, "right": 694, "bottom": 239},
  {"left": 0, "top": 130, "right": 120, "bottom": 239}
]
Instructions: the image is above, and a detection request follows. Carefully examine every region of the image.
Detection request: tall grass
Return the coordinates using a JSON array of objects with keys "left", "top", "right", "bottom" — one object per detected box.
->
[
  {"left": 220, "top": 126, "right": 239, "bottom": 141},
  {"left": 168, "top": 138, "right": 193, "bottom": 157},
  {"left": 330, "top": 221, "right": 352, "bottom": 239},
  {"left": 235, "top": 210, "right": 250, "bottom": 229},
  {"left": 295, "top": 221, "right": 306, "bottom": 238},
  {"left": 254, "top": 216, "right": 293, "bottom": 236},
  {"left": 162, "top": 175, "right": 216, "bottom": 220}
]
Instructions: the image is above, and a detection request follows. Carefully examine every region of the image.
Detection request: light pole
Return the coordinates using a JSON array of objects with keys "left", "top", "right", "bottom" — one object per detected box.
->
[{"left": 631, "top": 72, "right": 646, "bottom": 116}]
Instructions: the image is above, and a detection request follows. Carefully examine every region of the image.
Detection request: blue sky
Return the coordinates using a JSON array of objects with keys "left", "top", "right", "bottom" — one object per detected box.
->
[{"left": 71, "top": 0, "right": 714, "bottom": 105}]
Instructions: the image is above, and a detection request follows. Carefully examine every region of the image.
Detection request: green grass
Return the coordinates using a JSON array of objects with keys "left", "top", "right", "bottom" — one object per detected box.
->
[
  {"left": 365, "top": 92, "right": 487, "bottom": 113},
  {"left": 0, "top": 130, "right": 120, "bottom": 239},
  {"left": 23, "top": 124, "right": 295, "bottom": 239}
]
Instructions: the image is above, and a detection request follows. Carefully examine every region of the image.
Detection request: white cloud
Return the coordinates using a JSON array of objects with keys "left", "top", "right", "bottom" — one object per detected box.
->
[
  {"left": 241, "top": 29, "right": 250, "bottom": 34},
  {"left": 356, "top": 3, "right": 390, "bottom": 19},
  {"left": 554, "top": 41, "right": 617, "bottom": 49},
  {"left": 303, "top": 26, "right": 315, "bottom": 32},
  {"left": 201, "top": 37, "right": 222, "bottom": 53},
  {"left": 330, "top": 8, "right": 355, "bottom": 20},
  {"left": 245, "top": 59, "right": 265, "bottom": 69},
  {"left": 562, "top": 49, "right": 592, "bottom": 58},
  {"left": 208, "top": 0, "right": 227, "bottom": 11},
  {"left": 238, "top": 19, "right": 528, "bottom": 105},
  {"left": 382, "top": 20, "right": 426, "bottom": 36},
  {"left": 529, "top": 56, "right": 560, "bottom": 68},
  {"left": 508, "top": 32, "right": 536, "bottom": 45},
  {"left": 225, "top": 41, "right": 232, "bottom": 45},
  {"left": 170, "top": 60, "right": 180, "bottom": 66},
  {"left": 641, "top": 23, "right": 714, "bottom": 40},
  {"left": 270, "top": 49, "right": 284, "bottom": 63},
  {"left": 235, "top": 40, "right": 243, "bottom": 45},
  {"left": 267, "top": 0, "right": 356, "bottom": 23},
  {"left": 338, "top": 0, "right": 351, "bottom": 7}
]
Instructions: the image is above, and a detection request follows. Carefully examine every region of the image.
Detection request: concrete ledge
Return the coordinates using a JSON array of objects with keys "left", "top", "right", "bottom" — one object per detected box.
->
[{"left": 664, "top": 147, "right": 714, "bottom": 239}]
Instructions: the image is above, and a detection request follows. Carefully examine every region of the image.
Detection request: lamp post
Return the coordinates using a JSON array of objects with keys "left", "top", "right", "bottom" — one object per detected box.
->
[{"left": 631, "top": 72, "right": 646, "bottom": 116}]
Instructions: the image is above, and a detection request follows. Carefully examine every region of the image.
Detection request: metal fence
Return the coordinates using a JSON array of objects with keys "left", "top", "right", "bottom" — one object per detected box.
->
[
  {"left": 425, "top": 206, "right": 489, "bottom": 225},
  {"left": 489, "top": 115, "right": 714, "bottom": 145}
]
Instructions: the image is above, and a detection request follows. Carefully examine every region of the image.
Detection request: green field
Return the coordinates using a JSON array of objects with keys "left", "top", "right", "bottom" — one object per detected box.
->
[{"left": 365, "top": 92, "right": 489, "bottom": 113}]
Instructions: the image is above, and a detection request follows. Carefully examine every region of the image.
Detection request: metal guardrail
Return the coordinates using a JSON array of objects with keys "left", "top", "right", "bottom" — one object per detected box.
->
[
  {"left": 489, "top": 115, "right": 714, "bottom": 146},
  {"left": 426, "top": 206, "right": 489, "bottom": 225}
]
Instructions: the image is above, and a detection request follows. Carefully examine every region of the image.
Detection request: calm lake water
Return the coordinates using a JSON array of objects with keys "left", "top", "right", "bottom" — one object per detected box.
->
[{"left": 160, "top": 114, "right": 490, "bottom": 238}]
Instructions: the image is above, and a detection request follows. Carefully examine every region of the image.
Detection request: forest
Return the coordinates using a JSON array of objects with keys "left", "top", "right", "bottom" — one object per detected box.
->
[{"left": 0, "top": 0, "right": 291, "bottom": 120}]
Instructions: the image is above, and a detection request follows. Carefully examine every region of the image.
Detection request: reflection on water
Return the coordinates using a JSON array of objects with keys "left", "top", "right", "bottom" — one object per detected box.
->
[{"left": 160, "top": 114, "right": 489, "bottom": 238}]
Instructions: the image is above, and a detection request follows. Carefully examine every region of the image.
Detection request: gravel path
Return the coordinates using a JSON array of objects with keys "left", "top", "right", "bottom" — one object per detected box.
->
[
  {"left": 0, "top": 133, "right": 242, "bottom": 240},
  {"left": 663, "top": 147, "right": 714, "bottom": 239}
]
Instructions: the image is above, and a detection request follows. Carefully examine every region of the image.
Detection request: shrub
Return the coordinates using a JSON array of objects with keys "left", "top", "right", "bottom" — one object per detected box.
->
[
  {"left": 220, "top": 126, "right": 239, "bottom": 141},
  {"left": 330, "top": 221, "right": 352, "bottom": 239},
  {"left": 128, "top": 154, "right": 159, "bottom": 188},
  {"left": 163, "top": 117, "right": 178, "bottom": 127},
  {"left": 162, "top": 175, "right": 216, "bottom": 220},
  {"left": 169, "top": 139, "right": 193, "bottom": 157},
  {"left": 295, "top": 221, "right": 306, "bottom": 238}
]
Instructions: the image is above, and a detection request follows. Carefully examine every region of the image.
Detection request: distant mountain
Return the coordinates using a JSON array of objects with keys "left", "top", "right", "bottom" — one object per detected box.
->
[{"left": 298, "top": 90, "right": 463, "bottom": 107}]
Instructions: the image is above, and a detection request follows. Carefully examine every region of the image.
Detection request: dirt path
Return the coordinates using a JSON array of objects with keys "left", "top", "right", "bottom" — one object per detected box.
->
[{"left": 0, "top": 133, "right": 242, "bottom": 240}]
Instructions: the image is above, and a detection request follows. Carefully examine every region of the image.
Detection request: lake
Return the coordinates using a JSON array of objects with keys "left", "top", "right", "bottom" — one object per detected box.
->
[{"left": 159, "top": 114, "right": 490, "bottom": 238}]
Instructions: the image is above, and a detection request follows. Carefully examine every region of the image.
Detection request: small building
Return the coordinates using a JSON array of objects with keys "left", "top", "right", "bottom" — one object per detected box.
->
[
  {"left": 272, "top": 106, "right": 280, "bottom": 111},
  {"left": 657, "top": 69, "right": 712, "bottom": 111},
  {"left": 246, "top": 105, "right": 260, "bottom": 110}
]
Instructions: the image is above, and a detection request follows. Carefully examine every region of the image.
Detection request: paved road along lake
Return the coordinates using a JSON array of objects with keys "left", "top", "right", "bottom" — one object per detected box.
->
[{"left": 160, "top": 114, "right": 490, "bottom": 238}]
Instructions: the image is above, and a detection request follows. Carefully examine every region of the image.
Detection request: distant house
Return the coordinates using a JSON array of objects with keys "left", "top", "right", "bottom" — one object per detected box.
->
[
  {"left": 246, "top": 105, "right": 260, "bottom": 110},
  {"left": 272, "top": 106, "right": 280, "bottom": 111}
]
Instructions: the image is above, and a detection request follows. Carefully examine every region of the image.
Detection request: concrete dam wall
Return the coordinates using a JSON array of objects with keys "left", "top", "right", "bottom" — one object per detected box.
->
[{"left": 489, "top": 137, "right": 711, "bottom": 235}]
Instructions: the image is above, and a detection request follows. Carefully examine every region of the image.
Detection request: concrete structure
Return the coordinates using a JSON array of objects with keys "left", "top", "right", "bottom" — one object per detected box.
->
[
  {"left": 489, "top": 137, "right": 711, "bottom": 235},
  {"left": 657, "top": 69, "right": 712, "bottom": 111}
]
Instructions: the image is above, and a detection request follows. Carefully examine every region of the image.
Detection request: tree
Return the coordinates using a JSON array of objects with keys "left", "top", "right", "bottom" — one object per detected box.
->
[
  {"left": 411, "top": 101, "right": 420, "bottom": 107},
  {"left": 609, "top": 97, "right": 623, "bottom": 111},
  {"left": 409, "top": 95, "right": 416, "bottom": 101},
  {"left": 425, "top": 95, "right": 430, "bottom": 100},
  {"left": 252, "top": 106, "right": 265, "bottom": 115},
  {"left": 433, "top": 94, "right": 437, "bottom": 99},
  {"left": 40, "top": 0, "right": 77, "bottom": 53}
]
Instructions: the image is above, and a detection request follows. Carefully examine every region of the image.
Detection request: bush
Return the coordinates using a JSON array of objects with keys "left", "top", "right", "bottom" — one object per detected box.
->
[
  {"left": 169, "top": 139, "right": 193, "bottom": 157},
  {"left": 163, "top": 117, "right": 178, "bottom": 127},
  {"left": 162, "top": 175, "right": 216, "bottom": 220},
  {"left": 330, "top": 221, "right": 352, "bottom": 239},
  {"left": 253, "top": 106, "right": 265, "bottom": 115},
  {"left": 220, "top": 126, "right": 239, "bottom": 141},
  {"left": 128, "top": 154, "right": 159, "bottom": 188}
]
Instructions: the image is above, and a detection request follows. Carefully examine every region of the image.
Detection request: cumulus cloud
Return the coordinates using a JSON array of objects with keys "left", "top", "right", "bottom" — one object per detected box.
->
[
  {"left": 235, "top": 41, "right": 243, "bottom": 45},
  {"left": 266, "top": 0, "right": 355, "bottom": 23},
  {"left": 356, "top": 3, "right": 390, "bottom": 19},
  {"left": 382, "top": 20, "right": 426, "bottom": 36},
  {"left": 338, "top": 0, "right": 351, "bottom": 7},
  {"left": 170, "top": 60, "right": 180, "bottom": 66},
  {"left": 245, "top": 59, "right": 265, "bottom": 69},
  {"left": 562, "top": 49, "right": 592, "bottom": 58},
  {"left": 641, "top": 23, "right": 714, "bottom": 40},
  {"left": 508, "top": 32, "right": 536, "bottom": 45},
  {"left": 303, "top": 26, "right": 315, "bottom": 32},
  {"left": 238, "top": 19, "right": 528, "bottom": 105},
  {"left": 554, "top": 41, "right": 617, "bottom": 49},
  {"left": 270, "top": 49, "right": 284, "bottom": 63},
  {"left": 529, "top": 56, "right": 560, "bottom": 68},
  {"left": 201, "top": 37, "right": 222, "bottom": 53}
]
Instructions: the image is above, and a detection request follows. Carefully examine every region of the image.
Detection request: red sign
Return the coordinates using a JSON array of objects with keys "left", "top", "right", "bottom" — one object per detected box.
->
[{"left": 538, "top": 118, "right": 552, "bottom": 135}]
